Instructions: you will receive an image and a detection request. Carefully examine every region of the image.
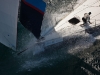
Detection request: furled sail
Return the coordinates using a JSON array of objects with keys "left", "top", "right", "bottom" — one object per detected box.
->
[
  {"left": 19, "top": 0, "right": 46, "bottom": 39},
  {"left": 0, "top": 0, "right": 19, "bottom": 50}
]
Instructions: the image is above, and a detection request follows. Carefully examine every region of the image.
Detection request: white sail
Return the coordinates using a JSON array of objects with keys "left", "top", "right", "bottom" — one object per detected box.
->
[{"left": 0, "top": 0, "right": 19, "bottom": 50}]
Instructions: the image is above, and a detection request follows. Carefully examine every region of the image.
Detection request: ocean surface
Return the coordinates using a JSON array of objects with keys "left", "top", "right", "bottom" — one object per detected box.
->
[
  {"left": 0, "top": 22, "right": 88, "bottom": 75},
  {"left": 0, "top": 0, "right": 100, "bottom": 75},
  {"left": 0, "top": 22, "right": 96, "bottom": 75}
]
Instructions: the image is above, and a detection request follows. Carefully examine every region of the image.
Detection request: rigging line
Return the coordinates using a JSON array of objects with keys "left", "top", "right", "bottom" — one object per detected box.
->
[
  {"left": 73, "top": 0, "right": 100, "bottom": 16},
  {"left": 91, "top": 12, "right": 100, "bottom": 19},
  {"left": 91, "top": 19, "right": 100, "bottom": 21},
  {"left": 83, "top": 0, "right": 100, "bottom": 7},
  {"left": 48, "top": 23, "right": 67, "bottom": 35},
  {"left": 83, "top": 5, "right": 100, "bottom": 7},
  {"left": 17, "top": 41, "right": 37, "bottom": 55},
  {"left": 55, "top": 22, "right": 68, "bottom": 30}
]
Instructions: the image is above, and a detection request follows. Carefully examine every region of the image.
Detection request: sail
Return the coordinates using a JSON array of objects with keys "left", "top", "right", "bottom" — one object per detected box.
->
[
  {"left": 0, "top": 0, "right": 19, "bottom": 50},
  {"left": 19, "top": 0, "right": 46, "bottom": 39}
]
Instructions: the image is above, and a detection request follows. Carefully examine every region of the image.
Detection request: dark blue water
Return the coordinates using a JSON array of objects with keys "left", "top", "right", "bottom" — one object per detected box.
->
[{"left": 0, "top": 22, "right": 90, "bottom": 75}]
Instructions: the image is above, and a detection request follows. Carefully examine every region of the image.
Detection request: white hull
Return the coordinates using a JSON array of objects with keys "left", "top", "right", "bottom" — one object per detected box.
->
[{"left": 0, "top": 0, "right": 19, "bottom": 50}]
